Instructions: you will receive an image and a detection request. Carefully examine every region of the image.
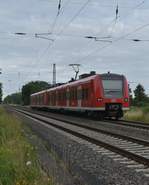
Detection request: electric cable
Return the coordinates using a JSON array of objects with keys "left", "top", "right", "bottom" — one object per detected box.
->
[
  {"left": 75, "top": 22, "right": 149, "bottom": 64},
  {"left": 57, "top": 0, "right": 91, "bottom": 35}
]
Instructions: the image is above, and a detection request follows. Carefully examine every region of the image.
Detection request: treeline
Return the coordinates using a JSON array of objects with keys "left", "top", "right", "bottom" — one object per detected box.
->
[
  {"left": 3, "top": 81, "right": 51, "bottom": 105},
  {"left": 130, "top": 84, "right": 149, "bottom": 106},
  {"left": 3, "top": 92, "right": 22, "bottom": 104},
  {"left": 0, "top": 83, "right": 2, "bottom": 104},
  {"left": 3, "top": 81, "right": 149, "bottom": 107}
]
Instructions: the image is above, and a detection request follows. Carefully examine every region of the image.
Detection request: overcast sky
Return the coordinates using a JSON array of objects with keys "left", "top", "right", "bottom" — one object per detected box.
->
[{"left": 0, "top": 0, "right": 149, "bottom": 97}]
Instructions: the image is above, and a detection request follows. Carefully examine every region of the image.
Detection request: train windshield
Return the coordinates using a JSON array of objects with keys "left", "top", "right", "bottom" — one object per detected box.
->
[{"left": 102, "top": 80, "right": 123, "bottom": 98}]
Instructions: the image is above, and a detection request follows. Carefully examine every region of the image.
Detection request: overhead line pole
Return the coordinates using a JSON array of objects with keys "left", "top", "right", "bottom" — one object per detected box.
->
[{"left": 53, "top": 64, "right": 56, "bottom": 86}]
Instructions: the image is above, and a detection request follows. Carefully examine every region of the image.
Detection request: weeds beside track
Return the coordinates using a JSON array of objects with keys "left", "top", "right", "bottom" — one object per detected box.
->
[{"left": 0, "top": 108, "right": 52, "bottom": 185}]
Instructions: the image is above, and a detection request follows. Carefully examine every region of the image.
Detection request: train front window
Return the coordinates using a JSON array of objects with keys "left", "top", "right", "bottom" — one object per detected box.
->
[{"left": 102, "top": 80, "right": 123, "bottom": 98}]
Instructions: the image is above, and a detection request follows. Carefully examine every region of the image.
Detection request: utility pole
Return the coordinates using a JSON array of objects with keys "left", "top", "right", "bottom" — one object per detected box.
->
[
  {"left": 18, "top": 72, "right": 21, "bottom": 92},
  {"left": 53, "top": 63, "right": 56, "bottom": 86},
  {"left": 69, "top": 64, "right": 80, "bottom": 80}
]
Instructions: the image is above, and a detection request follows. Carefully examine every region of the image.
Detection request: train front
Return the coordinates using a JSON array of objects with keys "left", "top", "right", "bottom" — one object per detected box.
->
[{"left": 99, "top": 73, "right": 129, "bottom": 119}]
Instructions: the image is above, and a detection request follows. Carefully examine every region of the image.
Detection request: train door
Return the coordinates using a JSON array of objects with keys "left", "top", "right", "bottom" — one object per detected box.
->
[
  {"left": 66, "top": 87, "right": 69, "bottom": 107},
  {"left": 77, "top": 85, "right": 82, "bottom": 107},
  {"left": 56, "top": 90, "right": 58, "bottom": 106},
  {"left": 89, "top": 80, "right": 94, "bottom": 107}
]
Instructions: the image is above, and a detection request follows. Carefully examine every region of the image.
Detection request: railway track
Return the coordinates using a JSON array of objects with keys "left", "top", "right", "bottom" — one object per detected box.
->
[
  {"left": 12, "top": 107, "right": 149, "bottom": 177},
  {"left": 15, "top": 105, "right": 149, "bottom": 131},
  {"left": 15, "top": 106, "right": 149, "bottom": 146},
  {"left": 104, "top": 119, "right": 149, "bottom": 130}
]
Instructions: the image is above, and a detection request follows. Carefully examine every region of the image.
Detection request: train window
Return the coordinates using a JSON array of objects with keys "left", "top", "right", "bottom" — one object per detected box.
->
[
  {"left": 57, "top": 92, "right": 59, "bottom": 101},
  {"left": 41, "top": 94, "right": 43, "bottom": 104},
  {"left": 82, "top": 88, "right": 89, "bottom": 100},
  {"left": 37, "top": 96, "right": 38, "bottom": 104},
  {"left": 84, "top": 89, "right": 86, "bottom": 100},
  {"left": 53, "top": 92, "right": 56, "bottom": 103},
  {"left": 71, "top": 89, "right": 73, "bottom": 100},
  {"left": 39, "top": 95, "right": 40, "bottom": 104},
  {"left": 72, "top": 88, "right": 77, "bottom": 100},
  {"left": 102, "top": 80, "right": 123, "bottom": 98},
  {"left": 73, "top": 89, "right": 74, "bottom": 100},
  {"left": 66, "top": 91, "right": 70, "bottom": 100},
  {"left": 74, "top": 88, "right": 77, "bottom": 100},
  {"left": 40, "top": 95, "right": 42, "bottom": 104},
  {"left": 38, "top": 95, "right": 40, "bottom": 104},
  {"left": 61, "top": 91, "right": 63, "bottom": 101},
  {"left": 72, "top": 89, "right": 74, "bottom": 100},
  {"left": 77, "top": 89, "right": 82, "bottom": 100},
  {"left": 49, "top": 93, "right": 51, "bottom": 104},
  {"left": 70, "top": 89, "right": 73, "bottom": 100},
  {"left": 87, "top": 89, "right": 89, "bottom": 99},
  {"left": 82, "top": 89, "right": 84, "bottom": 100},
  {"left": 63, "top": 91, "right": 66, "bottom": 101},
  {"left": 51, "top": 93, "right": 53, "bottom": 104},
  {"left": 58, "top": 92, "right": 61, "bottom": 101}
]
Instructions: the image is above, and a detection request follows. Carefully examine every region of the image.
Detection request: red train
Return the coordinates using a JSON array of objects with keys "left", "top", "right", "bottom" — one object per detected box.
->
[{"left": 30, "top": 72, "right": 129, "bottom": 119}]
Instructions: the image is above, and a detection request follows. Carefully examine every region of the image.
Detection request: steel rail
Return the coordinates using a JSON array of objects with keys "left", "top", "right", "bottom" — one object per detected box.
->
[
  {"left": 19, "top": 107, "right": 149, "bottom": 147},
  {"left": 104, "top": 119, "right": 149, "bottom": 130},
  {"left": 12, "top": 107, "right": 149, "bottom": 167},
  {"left": 18, "top": 105, "right": 149, "bottom": 130}
]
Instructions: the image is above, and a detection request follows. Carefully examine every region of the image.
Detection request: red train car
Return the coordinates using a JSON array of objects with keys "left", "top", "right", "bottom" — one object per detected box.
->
[{"left": 30, "top": 72, "right": 129, "bottom": 119}]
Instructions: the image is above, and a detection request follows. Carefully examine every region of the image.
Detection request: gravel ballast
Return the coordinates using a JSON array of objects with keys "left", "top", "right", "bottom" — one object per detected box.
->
[{"left": 12, "top": 110, "right": 149, "bottom": 185}]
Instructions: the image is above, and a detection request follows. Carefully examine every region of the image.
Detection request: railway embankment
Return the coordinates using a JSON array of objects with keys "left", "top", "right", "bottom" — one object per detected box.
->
[{"left": 0, "top": 108, "right": 53, "bottom": 185}]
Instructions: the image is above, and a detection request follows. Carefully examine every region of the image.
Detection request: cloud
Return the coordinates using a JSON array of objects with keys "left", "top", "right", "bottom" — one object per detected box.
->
[{"left": 0, "top": 0, "right": 149, "bottom": 96}]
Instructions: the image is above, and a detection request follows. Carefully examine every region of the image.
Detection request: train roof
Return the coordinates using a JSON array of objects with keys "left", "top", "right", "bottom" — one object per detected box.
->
[
  {"left": 47, "top": 74, "right": 99, "bottom": 91},
  {"left": 31, "top": 74, "right": 98, "bottom": 96},
  {"left": 31, "top": 73, "right": 125, "bottom": 96},
  {"left": 31, "top": 89, "right": 47, "bottom": 96}
]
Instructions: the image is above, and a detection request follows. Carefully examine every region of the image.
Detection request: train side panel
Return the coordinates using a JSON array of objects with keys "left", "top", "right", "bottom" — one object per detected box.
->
[{"left": 30, "top": 73, "right": 129, "bottom": 118}]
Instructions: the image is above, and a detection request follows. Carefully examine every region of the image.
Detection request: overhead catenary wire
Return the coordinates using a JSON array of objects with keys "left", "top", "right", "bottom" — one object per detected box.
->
[
  {"left": 51, "top": 0, "right": 72, "bottom": 33},
  {"left": 107, "top": 0, "right": 145, "bottom": 37},
  {"left": 4, "top": 0, "right": 147, "bottom": 87},
  {"left": 19, "top": 0, "right": 72, "bottom": 84},
  {"left": 48, "top": 0, "right": 72, "bottom": 35},
  {"left": 33, "top": 0, "right": 146, "bottom": 80},
  {"left": 33, "top": 0, "right": 93, "bottom": 80},
  {"left": 107, "top": 3, "right": 119, "bottom": 38},
  {"left": 57, "top": 0, "right": 91, "bottom": 35},
  {"left": 75, "top": 22, "right": 149, "bottom": 64},
  {"left": 49, "top": 0, "right": 62, "bottom": 34},
  {"left": 51, "top": 0, "right": 146, "bottom": 45},
  {"left": 22, "top": 42, "right": 53, "bottom": 83},
  {"left": 45, "top": 0, "right": 146, "bottom": 9},
  {"left": 116, "top": 4, "right": 119, "bottom": 20},
  {"left": 42, "top": 0, "right": 92, "bottom": 67},
  {"left": 23, "top": 0, "right": 65, "bottom": 82},
  {"left": 69, "top": 0, "right": 146, "bottom": 64}
]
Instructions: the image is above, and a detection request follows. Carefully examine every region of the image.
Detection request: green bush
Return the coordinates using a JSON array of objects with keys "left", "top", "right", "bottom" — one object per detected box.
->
[{"left": 124, "top": 106, "right": 149, "bottom": 123}]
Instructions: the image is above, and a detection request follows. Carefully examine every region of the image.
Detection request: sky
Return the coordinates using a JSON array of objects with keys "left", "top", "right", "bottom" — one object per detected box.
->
[{"left": 0, "top": 0, "right": 149, "bottom": 97}]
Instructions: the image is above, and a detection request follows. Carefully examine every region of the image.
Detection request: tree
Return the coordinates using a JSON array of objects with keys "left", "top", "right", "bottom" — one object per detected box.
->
[
  {"left": 133, "top": 84, "right": 148, "bottom": 106},
  {"left": 0, "top": 83, "right": 2, "bottom": 104},
  {"left": 22, "top": 81, "right": 50, "bottom": 105},
  {"left": 3, "top": 92, "right": 22, "bottom": 105},
  {"left": 128, "top": 84, "right": 133, "bottom": 106}
]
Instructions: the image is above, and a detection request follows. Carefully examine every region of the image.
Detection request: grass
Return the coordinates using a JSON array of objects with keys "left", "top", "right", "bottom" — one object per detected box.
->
[
  {"left": 124, "top": 106, "right": 149, "bottom": 123},
  {"left": 0, "top": 108, "right": 53, "bottom": 185}
]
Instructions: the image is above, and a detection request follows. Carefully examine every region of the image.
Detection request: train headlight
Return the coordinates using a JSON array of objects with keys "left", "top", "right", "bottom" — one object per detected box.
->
[
  {"left": 97, "top": 98, "right": 103, "bottom": 102},
  {"left": 124, "top": 98, "right": 128, "bottom": 102}
]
